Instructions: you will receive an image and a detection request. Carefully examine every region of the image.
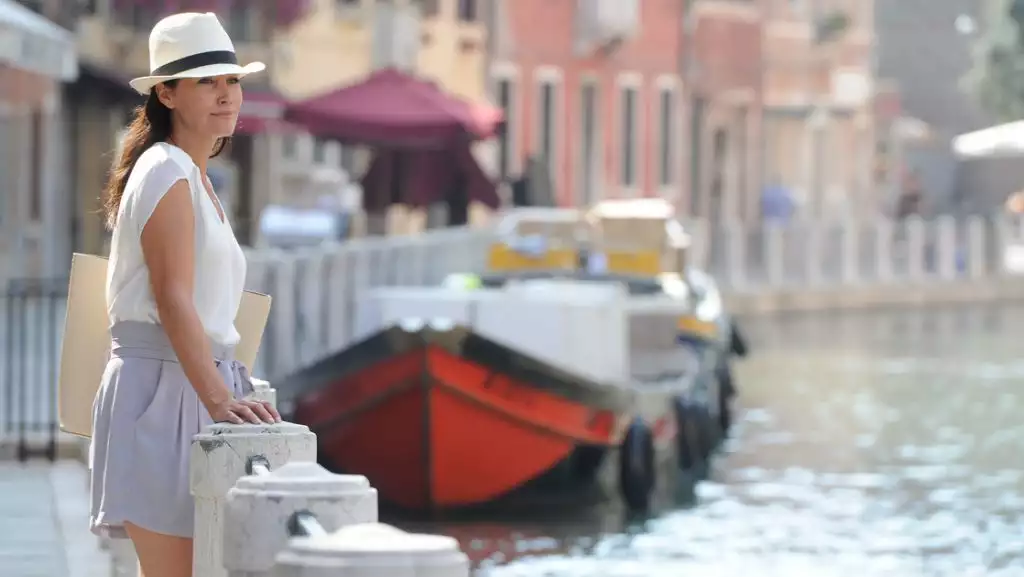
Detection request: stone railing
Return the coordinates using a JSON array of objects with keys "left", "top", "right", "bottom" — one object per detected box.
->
[
  {"left": 243, "top": 226, "right": 494, "bottom": 379},
  {"left": 110, "top": 382, "right": 469, "bottom": 577},
  {"left": 692, "top": 214, "right": 1024, "bottom": 291},
  {"left": 241, "top": 214, "right": 1024, "bottom": 377}
]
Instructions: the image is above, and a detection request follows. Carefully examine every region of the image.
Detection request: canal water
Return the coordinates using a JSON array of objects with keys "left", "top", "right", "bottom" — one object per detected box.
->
[{"left": 416, "top": 305, "right": 1024, "bottom": 576}]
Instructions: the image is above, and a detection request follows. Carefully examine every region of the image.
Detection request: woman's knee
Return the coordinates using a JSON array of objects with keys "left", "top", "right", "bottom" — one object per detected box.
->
[{"left": 124, "top": 522, "right": 193, "bottom": 577}]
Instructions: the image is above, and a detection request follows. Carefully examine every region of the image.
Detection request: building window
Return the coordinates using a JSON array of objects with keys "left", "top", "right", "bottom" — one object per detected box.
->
[
  {"left": 735, "top": 106, "right": 749, "bottom": 218},
  {"left": 281, "top": 134, "right": 298, "bottom": 159},
  {"left": 496, "top": 77, "right": 515, "bottom": 180},
  {"left": 421, "top": 0, "right": 440, "bottom": 17},
  {"left": 711, "top": 128, "right": 728, "bottom": 221},
  {"left": 657, "top": 86, "right": 675, "bottom": 188},
  {"left": 689, "top": 96, "right": 705, "bottom": 216},
  {"left": 578, "top": 81, "right": 598, "bottom": 206},
  {"left": 538, "top": 79, "right": 557, "bottom": 184},
  {"left": 29, "top": 109, "right": 43, "bottom": 222},
  {"left": 619, "top": 85, "right": 638, "bottom": 188},
  {"left": 313, "top": 137, "right": 327, "bottom": 164},
  {"left": 458, "top": 0, "right": 477, "bottom": 21},
  {"left": 340, "top": 145, "right": 357, "bottom": 172},
  {"left": 227, "top": 4, "right": 261, "bottom": 42},
  {"left": 810, "top": 121, "right": 825, "bottom": 215},
  {"left": 119, "top": 2, "right": 154, "bottom": 29}
]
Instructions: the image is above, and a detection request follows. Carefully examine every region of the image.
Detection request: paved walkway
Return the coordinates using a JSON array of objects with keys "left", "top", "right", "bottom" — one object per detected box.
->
[{"left": 0, "top": 460, "right": 112, "bottom": 577}]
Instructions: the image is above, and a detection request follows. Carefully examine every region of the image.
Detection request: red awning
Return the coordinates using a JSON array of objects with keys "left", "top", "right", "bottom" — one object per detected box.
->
[
  {"left": 283, "top": 68, "right": 501, "bottom": 148},
  {"left": 360, "top": 145, "right": 500, "bottom": 211}
]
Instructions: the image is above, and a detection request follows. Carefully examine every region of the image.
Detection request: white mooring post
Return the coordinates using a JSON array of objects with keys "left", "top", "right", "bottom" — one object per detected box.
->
[
  {"left": 221, "top": 461, "right": 379, "bottom": 576},
  {"left": 190, "top": 422, "right": 317, "bottom": 577},
  {"left": 272, "top": 523, "right": 470, "bottom": 577},
  {"left": 248, "top": 377, "right": 278, "bottom": 408}
]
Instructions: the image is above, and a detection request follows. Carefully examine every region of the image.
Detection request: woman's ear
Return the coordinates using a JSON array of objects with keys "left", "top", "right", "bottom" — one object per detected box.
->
[{"left": 155, "top": 83, "right": 175, "bottom": 109}]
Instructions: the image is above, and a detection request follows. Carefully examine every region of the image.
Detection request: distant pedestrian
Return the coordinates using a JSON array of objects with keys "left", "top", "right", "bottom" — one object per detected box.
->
[
  {"left": 89, "top": 13, "right": 279, "bottom": 577},
  {"left": 895, "top": 169, "right": 924, "bottom": 220}
]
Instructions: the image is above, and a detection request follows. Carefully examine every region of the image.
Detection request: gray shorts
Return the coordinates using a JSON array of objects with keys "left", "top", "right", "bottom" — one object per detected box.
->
[{"left": 89, "top": 320, "right": 253, "bottom": 538}]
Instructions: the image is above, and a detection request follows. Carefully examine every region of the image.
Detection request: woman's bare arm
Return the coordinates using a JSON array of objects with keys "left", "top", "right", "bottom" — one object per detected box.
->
[{"left": 140, "top": 179, "right": 269, "bottom": 424}]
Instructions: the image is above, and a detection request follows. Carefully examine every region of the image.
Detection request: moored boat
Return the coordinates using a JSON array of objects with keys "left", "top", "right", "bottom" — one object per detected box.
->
[{"left": 276, "top": 200, "right": 743, "bottom": 511}]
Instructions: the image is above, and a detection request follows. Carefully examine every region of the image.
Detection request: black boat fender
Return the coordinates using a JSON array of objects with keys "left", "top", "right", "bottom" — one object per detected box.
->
[
  {"left": 618, "top": 418, "right": 655, "bottom": 511},
  {"left": 729, "top": 318, "right": 748, "bottom": 357},
  {"left": 715, "top": 360, "right": 736, "bottom": 435},
  {"left": 674, "top": 397, "right": 719, "bottom": 472},
  {"left": 674, "top": 398, "right": 701, "bottom": 471}
]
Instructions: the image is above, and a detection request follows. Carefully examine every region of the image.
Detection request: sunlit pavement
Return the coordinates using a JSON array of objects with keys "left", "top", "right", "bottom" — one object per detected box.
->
[{"left": 0, "top": 461, "right": 110, "bottom": 577}]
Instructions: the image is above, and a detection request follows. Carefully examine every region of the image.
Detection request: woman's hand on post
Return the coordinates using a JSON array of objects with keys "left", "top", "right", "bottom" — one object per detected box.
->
[{"left": 207, "top": 397, "right": 281, "bottom": 424}]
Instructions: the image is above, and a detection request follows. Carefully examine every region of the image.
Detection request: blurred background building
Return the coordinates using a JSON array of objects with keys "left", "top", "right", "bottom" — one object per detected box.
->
[
  {"left": 69, "top": 0, "right": 490, "bottom": 252},
  {"left": 0, "top": 0, "right": 78, "bottom": 282},
  {"left": 5, "top": 0, "right": 1023, "bottom": 283}
]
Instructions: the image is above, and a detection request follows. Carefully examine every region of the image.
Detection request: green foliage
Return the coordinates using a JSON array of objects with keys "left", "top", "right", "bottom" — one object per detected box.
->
[
  {"left": 965, "top": 0, "right": 1024, "bottom": 121},
  {"left": 814, "top": 11, "right": 851, "bottom": 44}
]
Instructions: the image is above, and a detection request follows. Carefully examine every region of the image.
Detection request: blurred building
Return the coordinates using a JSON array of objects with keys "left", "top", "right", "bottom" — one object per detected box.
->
[
  {"left": 68, "top": 0, "right": 491, "bottom": 251},
  {"left": 418, "top": 0, "right": 489, "bottom": 104},
  {"left": 487, "top": 0, "right": 690, "bottom": 208},
  {"left": 0, "top": 0, "right": 78, "bottom": 282},
  {"left": 761, "top": 0, "right": 877, "bottom": 220},
  {"left": 874, "top": 0, "right": 1000, "bottom": 216},
  {"left": 688, "top": 0, "right": 763, "bottom": 222},
  {"left": 485, "top": 0, "right": 874, "bottom": 223}
]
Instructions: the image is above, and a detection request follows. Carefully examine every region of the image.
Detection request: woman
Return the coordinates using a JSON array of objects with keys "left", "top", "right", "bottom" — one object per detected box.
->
[{"left": 89, "top": 13, "right": 281, "bottom": 577}]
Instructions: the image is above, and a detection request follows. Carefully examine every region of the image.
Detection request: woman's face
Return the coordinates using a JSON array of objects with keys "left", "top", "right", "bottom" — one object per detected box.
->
[{"left": 157, "top": 75, "right": 242, "bottom": 138}]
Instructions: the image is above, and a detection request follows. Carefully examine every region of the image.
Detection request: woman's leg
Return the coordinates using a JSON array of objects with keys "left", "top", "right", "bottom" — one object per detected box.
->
[{"left": 125, "top": 522, "right": 192, "bottom": 577}]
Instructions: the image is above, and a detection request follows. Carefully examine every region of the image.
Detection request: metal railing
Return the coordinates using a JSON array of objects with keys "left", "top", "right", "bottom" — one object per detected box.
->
[{"left": 1, "top": 278, "right": 66, "bottom": 461}]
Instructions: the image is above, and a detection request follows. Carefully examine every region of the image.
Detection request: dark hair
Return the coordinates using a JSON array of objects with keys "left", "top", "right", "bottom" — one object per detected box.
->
[{"left": 102, "top": 80, "right": 230, "bottom": 229}]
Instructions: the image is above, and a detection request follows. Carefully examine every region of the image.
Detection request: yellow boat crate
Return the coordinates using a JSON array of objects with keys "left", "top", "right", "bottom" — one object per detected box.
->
[
  {"left": 677, "top": 315, "right": 719, "bottom": 340},
  {"left": 487, "top": 243, "right": 577, "bottom": 271},
  {"left": 603, "top": 250, "right": 662, "bottom": 277}
]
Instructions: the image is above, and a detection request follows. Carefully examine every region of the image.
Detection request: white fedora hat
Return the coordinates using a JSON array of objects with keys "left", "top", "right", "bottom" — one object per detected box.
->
[{"left": 129, "top": 12, "right": 265, "bottom": 95}]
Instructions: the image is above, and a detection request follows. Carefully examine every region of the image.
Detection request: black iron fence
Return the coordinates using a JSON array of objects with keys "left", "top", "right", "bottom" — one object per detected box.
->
[{"left": 1, "top": 278, "right": 67, "bottom": 461}]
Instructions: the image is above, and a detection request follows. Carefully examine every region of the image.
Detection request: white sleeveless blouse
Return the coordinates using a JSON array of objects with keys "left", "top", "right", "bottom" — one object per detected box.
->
[{"left": 105, "top": 142, "right": 246, "bottom": 346}]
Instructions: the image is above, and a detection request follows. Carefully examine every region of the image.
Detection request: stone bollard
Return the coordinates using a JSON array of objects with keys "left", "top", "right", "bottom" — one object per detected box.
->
[
  {"left": 248, "top": 377, "right": 277, "bottom": 407},
  {"left": 273, "top": 523, "right": 470, "bottom": 577},
  {"left": 191, "top": 422, "right": 317, "bottom": 577},
  {"left": 222, "top": 461, "right": 378, "bottom": 576}
]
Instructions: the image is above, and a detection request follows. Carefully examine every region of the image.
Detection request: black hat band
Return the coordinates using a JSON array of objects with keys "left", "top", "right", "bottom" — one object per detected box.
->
[{"left": 152, "top": 50, "right": 238, "bottom": 76}]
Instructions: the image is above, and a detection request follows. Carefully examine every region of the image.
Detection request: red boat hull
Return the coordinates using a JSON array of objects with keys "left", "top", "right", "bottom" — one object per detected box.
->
[{"left": 289, "top": 328, "right": 628, "bottom": 510}]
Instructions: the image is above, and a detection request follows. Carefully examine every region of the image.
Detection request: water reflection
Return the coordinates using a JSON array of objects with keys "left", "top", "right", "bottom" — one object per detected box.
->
[{"left": 395, "top": 305, "right": 1024, "bottom": 576}]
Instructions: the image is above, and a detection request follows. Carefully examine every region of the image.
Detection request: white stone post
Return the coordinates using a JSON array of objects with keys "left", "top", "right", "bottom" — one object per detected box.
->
[
  {"left": 269, "top": 251, "right": 299, "bottom": 376},
  {"left": 840, "top": 219, "right": 859, "bottom": 285},
  {"left": 804, "top": 221, "right": 822, "bottom": 286},
  {"left": 272, "top": 523, "right": 470, "bottom": 577},
  {"left": 874, "top": 218, "right": 893, "bottom": 283},
  {"left": 906, "top": 217, "right": 925, "bottom": 280},
  {"left": 935, "top": 215, "right": 957, "bottom": 280},
  {"left": 966, "top": 215, "right": 986, "bottom": 279},
  {"left": 247, "top": 377, "right": 277, "bottom": 408},
  {"left": 190, "top": 423, "right": 317, "bottom": 577},
  {"left": 222, "top": 461, "right": 378, "bottom": 577}
]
